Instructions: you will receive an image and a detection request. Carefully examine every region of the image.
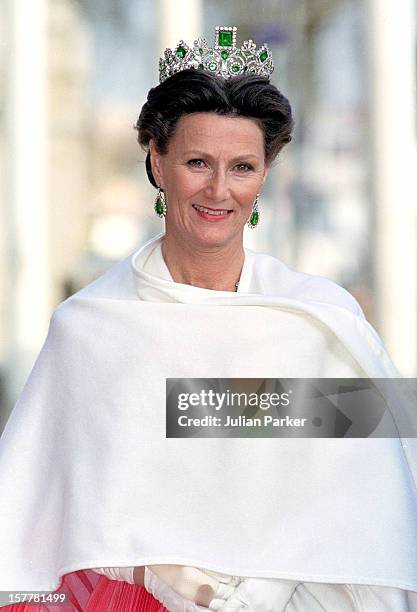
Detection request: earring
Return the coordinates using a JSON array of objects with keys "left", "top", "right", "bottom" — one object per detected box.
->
[
  {"left": 154, "top": 187, "right": 167, "bottom": 218},
  {"left": 247, "top": 194, "right": 260, "bottom": 229}
]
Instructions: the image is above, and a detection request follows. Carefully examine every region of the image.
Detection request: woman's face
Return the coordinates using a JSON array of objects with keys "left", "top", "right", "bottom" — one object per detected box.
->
[{"left": 150, "top": 112, "right": 269, "bottom": 250}]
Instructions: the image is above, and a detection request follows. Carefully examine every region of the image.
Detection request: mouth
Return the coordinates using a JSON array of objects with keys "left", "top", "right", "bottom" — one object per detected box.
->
[{"left": 192, "top": 204, "right": 233, "bottom": 218}]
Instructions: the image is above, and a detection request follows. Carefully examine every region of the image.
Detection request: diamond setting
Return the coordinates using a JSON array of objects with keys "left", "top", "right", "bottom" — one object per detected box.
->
[{"left": 158, "top": 26, "right": 274, "bottom": 83}]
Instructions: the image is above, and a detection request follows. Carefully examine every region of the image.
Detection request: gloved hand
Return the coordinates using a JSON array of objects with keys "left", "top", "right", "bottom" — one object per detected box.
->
[
  {"left": 203, "top": 569, "right": 242, "bottom": 611},
  {"left": 91, "top": 566, "right": 135, "bottom": 584},
  {"left": 216, "top": 577, "right": 300, "bottom": 612},
  {"left": 144, "top": 566, "right": 210, "bottom": 612}
]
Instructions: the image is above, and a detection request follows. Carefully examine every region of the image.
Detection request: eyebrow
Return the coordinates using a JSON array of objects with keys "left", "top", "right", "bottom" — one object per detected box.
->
[{"left": 183, "top": 151, "right": 261, "bottom": 162}]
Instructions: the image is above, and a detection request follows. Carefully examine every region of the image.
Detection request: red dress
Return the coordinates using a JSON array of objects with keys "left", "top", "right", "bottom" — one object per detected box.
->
[{"left": 1, "top": 569, "right": 168, "bottom": 611}]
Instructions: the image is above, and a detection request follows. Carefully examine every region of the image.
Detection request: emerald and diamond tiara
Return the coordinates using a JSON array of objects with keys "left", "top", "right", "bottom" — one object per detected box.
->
[{"left": 159, "top": 26, "right": 274, "bottom": 83}]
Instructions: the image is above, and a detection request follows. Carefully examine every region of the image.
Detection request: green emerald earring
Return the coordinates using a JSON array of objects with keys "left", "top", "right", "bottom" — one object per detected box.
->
[
  {"left": 247, "top": 194, "right": 260, "bottom": 229},
  {"left": 154, "top": 187, "right": 167, "bottom": 218}
]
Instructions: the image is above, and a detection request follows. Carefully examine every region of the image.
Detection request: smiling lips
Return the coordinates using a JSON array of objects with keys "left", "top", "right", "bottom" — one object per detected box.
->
[{"left": 192, "top": 203, "right": 232, "bottom": 220}]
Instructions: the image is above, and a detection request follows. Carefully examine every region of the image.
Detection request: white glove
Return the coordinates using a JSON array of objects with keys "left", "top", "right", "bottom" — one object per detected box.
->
[
  {"left": 144, "top": 566, "right": 209, "bottom": 612},
  {"left": 217, "top": 577, "right": 300, "bottom": 612},
  {"left": 91, "top": 566, "right": 135, "bottom": 584},
  {"left": 205, "top": 570, "right": 243, "bottom": 611}
]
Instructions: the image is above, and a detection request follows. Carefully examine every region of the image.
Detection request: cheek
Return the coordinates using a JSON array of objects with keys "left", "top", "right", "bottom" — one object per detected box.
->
[
  {"left": 237, "top": 181, "right": 262, "bottom": 205},
  {"left": 170, "top": 170, "right": 205, "bottom": 200}
]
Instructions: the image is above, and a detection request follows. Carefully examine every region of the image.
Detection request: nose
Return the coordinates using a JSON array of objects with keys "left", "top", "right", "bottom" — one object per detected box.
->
[{"left": 203, "top": 169, "right": 230, "bottom": 203}]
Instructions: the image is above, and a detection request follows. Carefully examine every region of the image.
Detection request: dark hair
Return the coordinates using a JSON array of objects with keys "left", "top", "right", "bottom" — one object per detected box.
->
[{"left": 134, "top": 70, "right": 294, "bottom": 188}]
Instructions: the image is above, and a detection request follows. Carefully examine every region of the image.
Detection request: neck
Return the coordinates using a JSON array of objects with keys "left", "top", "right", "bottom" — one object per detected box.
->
[{"left": 161, "top": 233, "right": 244, "bottom": 292}]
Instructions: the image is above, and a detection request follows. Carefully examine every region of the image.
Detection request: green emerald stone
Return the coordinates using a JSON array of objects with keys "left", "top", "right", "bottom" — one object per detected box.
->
[
  {"left": 220, "top": 50, "right": 229, "bottom": 60},
  {"left": 260, "top": 50, "right": 268, "bottom": 62},
  {"left": 218, "top": 31, "right": 233, "bottom": 47},
  {"left": 176, "top": 46, "right": 186, "bottom": 58},
  {"left": 231, "top": 64, "right": 240, "bottom": 73},
  {"left": 198, "top": 63, "right": 204, "bottom": 70},
  {"left": 155, "top": 198, "right": 164, "bottom": 216},
  {"left": 208, "top": 62, "right": 217, "bottom": 70},
  {"left": 199, "top": 48, "right": 204, "bottom": 54},
  {"left": 250, "top": 210, "right": 259, "bottom": 226}
]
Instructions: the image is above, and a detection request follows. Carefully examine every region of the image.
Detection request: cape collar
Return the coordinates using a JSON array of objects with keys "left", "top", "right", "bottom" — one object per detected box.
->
[{"left": 130, "top": 232, "right": 255, "bottom": 303}]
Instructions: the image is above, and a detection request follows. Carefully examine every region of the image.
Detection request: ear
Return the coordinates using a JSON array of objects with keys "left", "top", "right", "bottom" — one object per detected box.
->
[
  {"left": 262, "top": 163, "right": 270, "bottom": 185},
  {"left": 149, "top": 139, "right": 164, "bottom": 188}
]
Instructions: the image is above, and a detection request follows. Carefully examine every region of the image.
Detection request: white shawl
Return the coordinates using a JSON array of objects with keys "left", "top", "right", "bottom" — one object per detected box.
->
[{"left": 0, "top": 233, "right": 416, "bottom": 594}]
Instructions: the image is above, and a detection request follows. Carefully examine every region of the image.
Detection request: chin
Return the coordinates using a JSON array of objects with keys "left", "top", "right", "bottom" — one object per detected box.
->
[{"left": 190, "top": 227, "right": 241, "bottom": 249}]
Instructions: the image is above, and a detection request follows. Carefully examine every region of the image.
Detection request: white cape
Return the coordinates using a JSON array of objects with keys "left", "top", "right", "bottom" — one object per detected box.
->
[{"left": 0, "top": 233, "right": 416, "bottom": 594}]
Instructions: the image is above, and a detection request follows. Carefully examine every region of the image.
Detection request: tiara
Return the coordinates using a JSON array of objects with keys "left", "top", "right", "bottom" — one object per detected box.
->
[{"left": 159, "top": 26, "right": 274, "bottom": 83}]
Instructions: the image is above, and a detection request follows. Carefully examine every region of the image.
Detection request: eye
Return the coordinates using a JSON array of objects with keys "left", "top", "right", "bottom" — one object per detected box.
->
[
  {"left": 235, "top": 163, "right": 253, "bottom": 172},
  {"left": 187, "top": 159, "right": 206, "bottom": 168}
]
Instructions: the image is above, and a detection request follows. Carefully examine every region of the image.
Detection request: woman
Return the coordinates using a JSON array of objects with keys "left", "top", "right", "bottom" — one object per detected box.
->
[{"left": 0, "top": 27, "right": 416, "bottom": 612}]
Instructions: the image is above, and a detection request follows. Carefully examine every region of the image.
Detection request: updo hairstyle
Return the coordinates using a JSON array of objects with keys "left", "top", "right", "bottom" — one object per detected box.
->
[{"left": 134, "top": 70, "right": 294, "bottom": 188}]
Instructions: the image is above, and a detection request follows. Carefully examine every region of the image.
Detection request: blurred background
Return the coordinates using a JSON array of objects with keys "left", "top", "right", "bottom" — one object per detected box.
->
[{"left": 1, "top": 0, "right": 416, "bottom": 430}]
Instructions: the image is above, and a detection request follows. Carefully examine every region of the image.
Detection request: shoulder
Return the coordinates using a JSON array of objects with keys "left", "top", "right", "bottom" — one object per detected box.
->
[
  {"left": 249, "top": 249, "right": 366, "bottom": 319},
  {"left": 68, "top": 252, "right": 138, "bottom": 301},
  {"left": 287, "top": 268, "right": 366, "bottom": 319},
  {"left": 47, "top": 250, "right": 139, "bottom": 338},
  {"left": 53, "top": 251, "right": 138, "bottom": 312}
]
